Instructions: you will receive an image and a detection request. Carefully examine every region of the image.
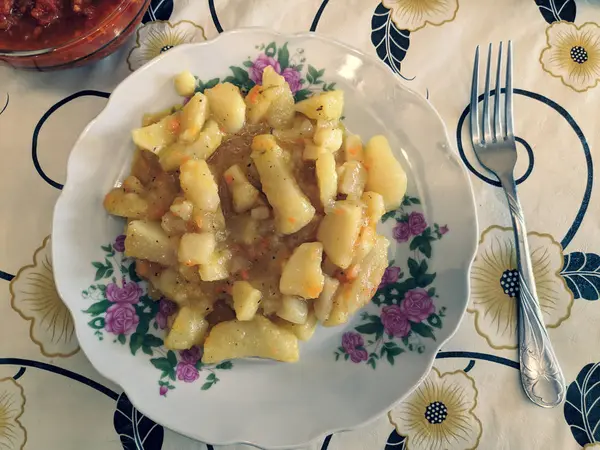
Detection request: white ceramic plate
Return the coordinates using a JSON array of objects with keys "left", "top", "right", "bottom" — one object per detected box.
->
[{"left": 53, "top": 29, "right": 478, "bottom": 449}]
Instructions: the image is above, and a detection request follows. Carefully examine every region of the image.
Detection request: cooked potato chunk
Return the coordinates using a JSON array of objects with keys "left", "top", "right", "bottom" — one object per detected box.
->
[
  {"left": 193, "top": 206, "right": 226, "bottom": 232},
  {"left": 277, "top": 295, "right": 309, "bottom": 324},
  {"left": 161, "top": 211, "right": 189, "bottom": 236},
  {"left": 295, "top": 90, "right": 344, "bottom": 121},
  {"left": 325, "top": 235, "right": 390, "bottom": 326},
  {"left": 180, "top": 160, "right": 220, "bottom": 212},
  {"left": 204, "top": 82, "right": 246, "bottom": 133},
  {"left": 199, "top": 249, "right": 232, "bottom": 281},
  {"left": 344, "top": 134, "right": 364, "bottom": 162},
  {"left": 251, "top": 135, "right": 315, "bottom": 234},
  {"left": 314, "top": 275, "right": 339, "bottom": 323},
  {"left": 202, "top": 316, "right": 299, "bottom": 363},
  {"left": 122, "top": 176, "right": 144, "bottom": 195},
  {"left": 232, "top": 281, "right": 262, "bottom": 321},
  {"left": 317, "top": 200, "right": 364, "bottom": 269},
  {"left": 165, "top": 305, "right": 209, "bottom": 350},
  {"left": 142, "top": 105, "right": 181, "bottom": 127},
  {"left": 159, "top": 120, "right": 224, "bottom": 171},
  {"left": 173, "top": 70, "right": 197, "bottom": 97},
  {"left": 364, "top": 135, "right": 407, "bottom": 211},
  {"left": 132, "top": 113, "right": 180, "bottom": 153},
  {"left": 302, "top": 142, "right": 326, "bottom": 161},
  {"left": 179, "top": 92, "right": 209, "bottom": 143},
  {"left": 178, "top": 232, "right": 216, "bottom": 266},
  {"left": 352, "top": 225, "right": 376, "bottom": 265},
  {"left": 362, "top": 191, "right": 386, "bottom": 225},
  {"left": 280, "top": 242, "right": 324, "bottom": 298},
  {"left": 272, "top": 117, "right": 314, "bottom": 142},
  {"left": 313, "top": 126, "right": 343, "bottom": 152},
  {"left": 278, "top": 312, "right": 317, "bottom": 341},
  {"left": 316, "top": 152, "right": 338, "bottom": 209},
  {"left": 125, "top": 220, "right": 177, "bottom": 265},
  {"left": 338, "top": 161, "right": 367, "bottom": 199},
  {"left": 250, "top": 206, "right": 270, "bottom": 220},
  {"left": 224, "top": 164, "right": 260, "bottom": 213},
  {"left": 170, "top": 198, "right": 194, "bottom": 221},
  {"left": 104, "top": 189, "right": 148, "bottom": 219}
]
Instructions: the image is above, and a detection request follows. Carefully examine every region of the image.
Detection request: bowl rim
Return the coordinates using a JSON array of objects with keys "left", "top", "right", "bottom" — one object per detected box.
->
[
  {"left": 52, "top": 27, "right": 479, "bottom": 448},
  {"left": 0, "top": 0, "right": 151, "bottom": 57}
]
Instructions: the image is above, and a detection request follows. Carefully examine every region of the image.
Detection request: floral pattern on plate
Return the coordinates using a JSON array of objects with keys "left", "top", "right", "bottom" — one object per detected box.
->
[
  {"left": 9, "top": 236, "right": 79, "bottom": 357},
  {"left": 382, "top": 0, "right": 460, "bottom": 32},
  {"left": 81, "top": 235, "right": 233, "bottom": 396},
  {"left": 195, "top": 41, "right": 335, "bottom": 102},
  {"left": 335, "top": 196, "right": 449, "bottom": 368},
  {"left": 469, "top": 226, "right": 573, "bottom": 349},
  {"left": 0, "top": 378, "right": 27, "bottom": 450}
]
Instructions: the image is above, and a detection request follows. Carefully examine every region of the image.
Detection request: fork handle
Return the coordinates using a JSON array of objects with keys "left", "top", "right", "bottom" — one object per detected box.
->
[{"left": 499, "top": 174, "right": 566, "bottom": 408}]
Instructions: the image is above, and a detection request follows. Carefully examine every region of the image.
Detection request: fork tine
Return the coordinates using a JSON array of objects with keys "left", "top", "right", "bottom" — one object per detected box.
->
[
  {"left": 505, "top": 41, "right": 514, "bottom": 138},
  {"left": 470, "top": 46, "right": 480, "bottom": 144},
  {"left": 482, "top": 43, "right": 492, "bottom": 143},
  {"left": 493, "top": 42, "right": 503, "bottom": 141}
]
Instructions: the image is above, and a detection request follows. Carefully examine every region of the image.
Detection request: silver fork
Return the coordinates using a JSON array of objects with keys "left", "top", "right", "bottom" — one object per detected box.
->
[{"left": 470, "top": 42, "right": 566, "bottom": 408}]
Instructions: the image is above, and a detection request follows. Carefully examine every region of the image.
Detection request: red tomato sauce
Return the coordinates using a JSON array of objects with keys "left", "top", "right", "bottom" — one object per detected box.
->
[{"left": 0, "top": 0, "right": 124, "bottom": 50}]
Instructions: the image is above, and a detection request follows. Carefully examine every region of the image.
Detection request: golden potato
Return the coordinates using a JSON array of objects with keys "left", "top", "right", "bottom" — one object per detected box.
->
[
  {"left": 179, "top": 92, "right": 209, "bottom": 143},
  {"left": 317, "top": 200, "right": 364, "bottom": 269},
  {"left": 104, "top": 189, "right": 148, "bottom": 219},
  {"left": 125, "top": 220, "right": 177, "bottom": 266},
  {"left": 132, "top": 112, "right": 180, "bottom": 153},
  {"left": 180, "top": 160, "right": 220, "bottom": 212},
  {"left": 204, "top": 82, "right": 246, "bottom": 133},
  {"left": 279, "top": 242, "right": 324, "bottom": 298},
  {"left": 173, "top": 70, "right": 197, "bottom": 97},
  {"left": 165, "top": 305, "right": 209, "bottom": 350},
  {"left": 364, "top": 135, "right": 407, "bottom": 211},
  {"left": 277, "top": 312, "right": 317, "bottom": 341},
  {"left": 232, "top": 281, "right": 262, "bottom": 321},
  {"left": 295, "top": 90, "right": 344, "bottom": 121},
  {"left": 223, "top": 164, "right": 260, "bottom": 213},
  {"left": 314, "top": 275, "right": 339, "bottom": 323},
  {"left": 178, "top": 232, "right": 216, "bottom": 265}
]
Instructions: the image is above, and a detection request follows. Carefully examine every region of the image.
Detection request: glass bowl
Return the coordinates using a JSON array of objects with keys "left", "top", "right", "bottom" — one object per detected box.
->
[{"left": 0, "top": 0, "right": 151, "bottom": 71}]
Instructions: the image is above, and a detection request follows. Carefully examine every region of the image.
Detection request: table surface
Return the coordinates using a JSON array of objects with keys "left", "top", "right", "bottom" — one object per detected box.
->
[{"left": 1, "top": 1, "right": 599, "bottom": 449}]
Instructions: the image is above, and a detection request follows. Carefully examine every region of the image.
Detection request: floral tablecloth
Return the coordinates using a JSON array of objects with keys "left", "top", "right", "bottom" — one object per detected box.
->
[{"left": 1, "top": 0, "right": 599, "bottom": 449}]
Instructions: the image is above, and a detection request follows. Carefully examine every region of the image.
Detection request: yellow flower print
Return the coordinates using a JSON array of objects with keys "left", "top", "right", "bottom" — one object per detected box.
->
[
  {"left": 10, "top": 236, "right": 79, "bottom": 357},
  {"left": 127, "top": 20, "right": 207, "bottom": 71},
  {"left": 469, "top": 226, "right": 573, "bottom": 349},
  {"left": 382, "top": 0, "right": 459, "bottom": 32},
  {"left": 540, "top": 21, "right": 600, "bottom": 92},
  {"left": 0, "top": 378, "right": 27, "bottom": 450},
  {"left": 389, "top": 368, "right": 482, "bottom": 450}
]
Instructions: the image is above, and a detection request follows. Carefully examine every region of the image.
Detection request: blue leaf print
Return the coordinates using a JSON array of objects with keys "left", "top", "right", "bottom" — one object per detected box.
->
[
  {"left": 371, "top": 3, "right": 412, "bottom": 80},
  {"left": 114, "top": 393, "right": 164, "bottom": 450},
  {"left": 564, "top": 362, "right": 600, "bottom": 446},
  {"left": 142, "top": 0, "right": 174, "bottom": 24},
  {"left": 534, "top": 0, "right": 576, "bottom": 24},
  {"left": 385, "top": 429, "right": 407, "bottom": 449},
  {"left": 561, "top": 252, "right": 600, "bottom": 301}
]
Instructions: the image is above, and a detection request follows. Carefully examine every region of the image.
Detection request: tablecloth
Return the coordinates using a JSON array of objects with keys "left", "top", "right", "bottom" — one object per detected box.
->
[{"left": 1, "top": 0, "right": 599, "bottom": 449}]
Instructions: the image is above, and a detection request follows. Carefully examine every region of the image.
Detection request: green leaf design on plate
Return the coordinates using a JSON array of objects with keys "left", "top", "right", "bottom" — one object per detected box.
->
[
  {"left": 411, "top": 322, "right": 436, "bottom": 340},
  {"left": 83, "top": 300, "right": 111, "bottom": 316},
  {"left": 277, "top": 42, "right": 289, "bottom": 70},
  {"left": 129, "top": 332, "right": 144, "bottom": 355}
]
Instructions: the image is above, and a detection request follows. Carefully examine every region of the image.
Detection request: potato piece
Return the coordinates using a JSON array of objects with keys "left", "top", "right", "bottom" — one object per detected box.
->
[
  {"left": 325, "top": 236, "right": 390, "bottom": 326},
  {"left": 352, "top": 225, "right": 376, "bottom": 265},
  {"left": 199, "top": 249, "right": 232, "bottom": 281},
  {"left": 104, "top": 188, "right": 148, "bottom": 219},
  {"left": 250, "top": 206, "right": 270, "bottom": 220},
  {"left": 251, "top": 135, "right": 315, "bottom": 234},
  {"left": 278, "top": 312, "right": 317, "bottom": 341},
  {"left": 362, "top": 191, "right": 386, "bottom": 225},
  {"left": 224, "top": 164, "right": 260, "bottom": 213},
  {"left": 174, "top": 70, "right": 197, "bottom": 97},
  {"left": 302, "top": 142, "right": 326, "bottom": 161},
  {"left": 125, "top": 220, "right": 177, "bottom": 265},
  {"left": 204, "top": 82, "right": 246, "bottom": 133},
  {"left": 151, "top": 268, "right": 213, "bottom": 309},
  {"left": 180, "top": 160, "right": 220, "bottom": 212},
  {"left": 170, "top": 198, "right": 194, "bottom": 221},
  {"left": 338, "top": 161, "right": 368, "bottom": 199},
  {"left": 344, "top": 134, "right": 364, "bottom": 162},
  {"left": 317, "top": 200, "right": 364, "bottom": 269},
  {"left": 193, "top": 206, "right": 226, "bottom": 232},
  {"left": 277, "top": 296, "right": 309, "bottom": 324},
  {"left": 315, "top": 152, "right": 337, "bottom": 213},
  {"left": 179, "top": 92, "right": 209, "bottom": 143},
  {"left": 232, "top": 281, "right": 262, "bottom": 321},
  {"left": 280, "top": 242, "right": 324, "bottom": 298},
  {"left": 314, "top": 275, "right": 339, "bottom": 323},
  {"left": 272, "top": 117, "right": 314, "bottom": 142},
  {"left": 364, "top": 135, "right": 407, "bottom": 211},
  {"left": 245, "top": 67, "right": 294, "bottom": 128},
  {"left": 295, "top": 90, "right": 344, "bottom": 121},
  {"left": 122, "top": 176, "right": 144, "bottom": 195},
  {"left": 313, "top": 126, "right": 343, "bottom": 152},
  {"left": 165, "top": 305, "right": 209, "bottom": 350},
  {"left": 178, "top": 232, "right": 216, "bottom": 266},
  {"left": 159, "top": 120, "right": 224, "bottom": 171},
  {"left": 267, "top": 86, "right": 295, "bottom": 129},
  {"left": 202, "top": 316, "right": 299, "bottom": 363},
  {"left": 142, "top": 105, "right": 182, "bottom": 127},
  {"left": 132, "top": 113, "right": 180, "bottom": 153},
  {"left": 161, "top": 211, "right": 189, "bottom": 236}
]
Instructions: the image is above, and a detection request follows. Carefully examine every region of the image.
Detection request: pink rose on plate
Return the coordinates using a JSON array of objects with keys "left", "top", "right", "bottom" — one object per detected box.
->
[
  {"left": 249, "top": 54, "right": 281, "bottom": 85},
  {"left": 159, "top": 385, "right": 168, "bottom": 396},
  {"left": 176, "top": 362, "right": 199, "bottom": 383},
  {"left": 439, "top": 225, "right": 449, "bottom": 235},
  {"left": 378, "top": 266, "right": 403, "bottom": 290},
  {"left": 180, "top": 346, "right": 202, "bottom": 364},
  {"left": 282, "top": 67, "right": 303, "bottom": 94},
  {"left": 408, "top": 211, "right": 427, "bottom": 236},
  {"left": 113, "top": 235, "right": 126, "bottom": 253},
  {"left": 155, "top": 299, "right": 177, "bottom": 329},
  {"left": 400, "top": 288, "right": 435, "bottom": 322},
  {"left": 105, "top": 303, "right": 139, "bottom": 335},
  {"left": 380, "top": 305, "right": 411, "bottom": 338},
  {"left": 393, "top": 221, "right": 411, "bottom": 243},
  {"left": 342, "top": 332, "right": 368, "bottom": 363},
  {"left": 106, "top": 281, "right": 142, "bottom": 304}
]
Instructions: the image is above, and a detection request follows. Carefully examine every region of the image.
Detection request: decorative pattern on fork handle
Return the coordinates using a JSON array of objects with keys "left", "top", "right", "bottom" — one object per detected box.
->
[{"left": 470, "top": 42, "right": 566, "bottom": 408}]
